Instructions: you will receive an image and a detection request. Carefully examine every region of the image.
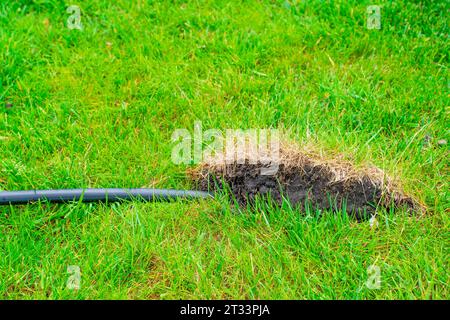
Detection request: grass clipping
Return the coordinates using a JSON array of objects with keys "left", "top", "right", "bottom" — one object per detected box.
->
[{"left": 189, "top": 143, "right": 424, "bottom": 219}]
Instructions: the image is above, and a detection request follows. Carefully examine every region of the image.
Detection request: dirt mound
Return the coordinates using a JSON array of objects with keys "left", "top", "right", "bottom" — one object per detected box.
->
[{"left": 190, "top": 146, "right": 423, "bottom": 220}]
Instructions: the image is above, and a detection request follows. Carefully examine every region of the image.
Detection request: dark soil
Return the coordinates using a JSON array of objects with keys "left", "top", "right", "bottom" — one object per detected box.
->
[{"left": 194, "top": 162, "right": 417, "bottom": 220}]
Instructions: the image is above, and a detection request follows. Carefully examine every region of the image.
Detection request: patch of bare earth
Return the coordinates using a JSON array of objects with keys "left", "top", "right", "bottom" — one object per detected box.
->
[{"left": 189, "top": 144, "right": 424, "bottom": 220}]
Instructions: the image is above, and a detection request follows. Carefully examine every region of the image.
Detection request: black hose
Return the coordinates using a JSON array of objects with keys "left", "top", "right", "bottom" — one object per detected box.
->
[{"left": 0, "top": 188, "right": 213, "bottom": 205}]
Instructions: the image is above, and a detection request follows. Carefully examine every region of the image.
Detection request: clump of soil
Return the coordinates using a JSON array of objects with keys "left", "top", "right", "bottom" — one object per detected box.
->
[{"left": 189, "top": 146, "right": 423, "bottom": 220}]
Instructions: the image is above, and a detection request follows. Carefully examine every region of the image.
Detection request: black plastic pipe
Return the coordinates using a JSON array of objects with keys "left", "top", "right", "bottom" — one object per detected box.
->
[{"left": 0, "top": 188, "right": 213, "bottom": 205}]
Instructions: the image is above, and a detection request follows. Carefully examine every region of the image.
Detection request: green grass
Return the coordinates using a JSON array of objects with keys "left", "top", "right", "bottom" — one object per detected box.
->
[{"left": 0, "top": 0, "right": 448, "bottom": 299}]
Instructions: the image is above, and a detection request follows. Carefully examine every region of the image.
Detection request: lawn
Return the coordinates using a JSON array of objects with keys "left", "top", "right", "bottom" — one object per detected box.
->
[{"left": 0, "top": 0, "right": 448, "bottom": 299}]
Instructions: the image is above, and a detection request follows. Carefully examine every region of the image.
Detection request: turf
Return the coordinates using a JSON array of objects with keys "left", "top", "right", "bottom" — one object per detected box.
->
[{"left": 0, "top": 0, "right": 448, "bottom": 299}]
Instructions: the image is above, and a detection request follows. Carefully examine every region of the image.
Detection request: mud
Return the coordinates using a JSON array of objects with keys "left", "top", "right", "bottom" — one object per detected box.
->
[{"left": 192, "top": 160, "right": 419, "bottom": 220}]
